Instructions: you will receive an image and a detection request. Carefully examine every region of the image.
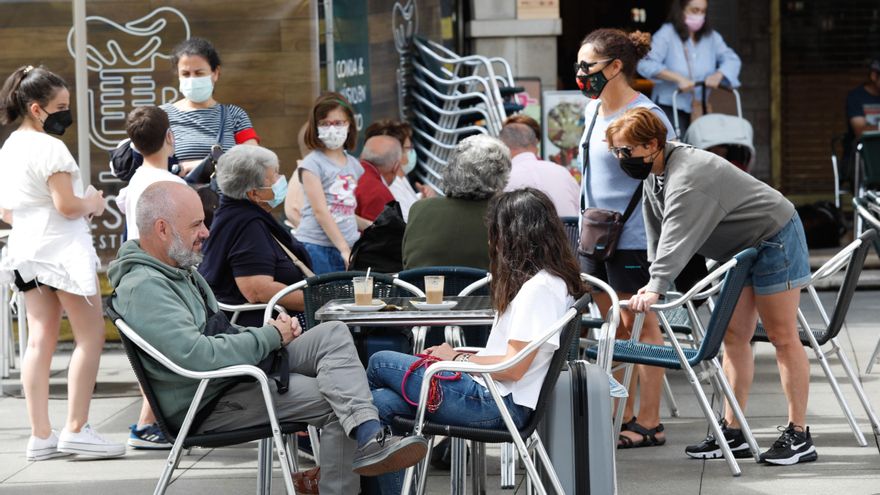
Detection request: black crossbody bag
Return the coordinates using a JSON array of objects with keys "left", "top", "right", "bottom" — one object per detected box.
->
[{"left": 578, "top": 105, "right": 643, "bottom": 261}]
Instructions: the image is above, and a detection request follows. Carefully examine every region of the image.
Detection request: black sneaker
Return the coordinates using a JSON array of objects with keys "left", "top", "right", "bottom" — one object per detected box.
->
[
  {"left": 352, "top": 427, "right": 428, "bottom": 476},
  {"left": 685, "top": 418, "right": 752, "bottom": 459},
  {"left": 759, "top": 423, "right": 818, "bottom": 466}
]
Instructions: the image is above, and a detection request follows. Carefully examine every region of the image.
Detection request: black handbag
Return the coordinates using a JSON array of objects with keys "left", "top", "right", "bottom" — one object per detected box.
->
[
  {"left": 578, "top": 105, "right": 643, "bottom": 261},
  {"left": 195, "top": 278, "right": 290, "bottom": 394}
]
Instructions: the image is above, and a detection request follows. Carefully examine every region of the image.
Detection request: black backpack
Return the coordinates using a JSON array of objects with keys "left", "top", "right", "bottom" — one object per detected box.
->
[
  {"left": 108, "top": 139, "right": 144, "bottom": 182},
  {"left": 349, "top": 201, "right": 406, "bottom": 273}
]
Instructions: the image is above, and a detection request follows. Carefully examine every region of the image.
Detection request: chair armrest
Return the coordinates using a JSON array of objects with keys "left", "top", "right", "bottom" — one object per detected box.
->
[{"left": 263, "top": 280, "right": 310, "bottom": 324}]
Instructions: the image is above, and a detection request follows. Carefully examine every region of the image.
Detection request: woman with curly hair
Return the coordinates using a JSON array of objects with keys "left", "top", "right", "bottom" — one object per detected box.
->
[{"left": 367, "top": 188, "right": 588, "bottom": 494}]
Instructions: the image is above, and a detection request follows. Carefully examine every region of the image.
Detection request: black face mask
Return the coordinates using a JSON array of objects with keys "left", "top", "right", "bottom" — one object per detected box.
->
[
  {"left": 575, "top": 61, "right": 617, "bottom": 99},
  {"left": 619, "top": 148, "right": 661, "bottom": 180},
  {"left": 40, "top": 108, "right": 73, "bottom": 136}
]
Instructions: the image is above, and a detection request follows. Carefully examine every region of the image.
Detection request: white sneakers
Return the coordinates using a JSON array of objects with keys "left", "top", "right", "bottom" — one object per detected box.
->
[
  {"left": 28, "top": 425, "right": 126, "bottom": 460},
  {"left": 26, "top": 430, "right": 71, "bottom": 461}
]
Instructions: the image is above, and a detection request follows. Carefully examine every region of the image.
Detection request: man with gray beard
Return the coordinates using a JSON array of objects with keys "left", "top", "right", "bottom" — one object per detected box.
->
[{"left": 107, "top": 182, "right": 427, "bottom": 494}]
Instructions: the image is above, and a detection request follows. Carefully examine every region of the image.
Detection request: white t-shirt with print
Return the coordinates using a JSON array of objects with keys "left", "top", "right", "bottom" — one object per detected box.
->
[
  {"left": 116, "top": 165, "right": 186, "bottom": 240},
  {"left": 474, "top": 270, "right": 574, "bottom": 409},
  {"left": 296, "top": 150, "right": 364, "bottom": 247}
]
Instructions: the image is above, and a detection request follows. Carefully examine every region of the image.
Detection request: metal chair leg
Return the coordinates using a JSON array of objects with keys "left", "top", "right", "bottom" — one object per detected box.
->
[
  {"left": 450, "top": 437, "right": 467, "bottom": 495},
  {"left": 662, "top": 375, "right": 680, "bottom": 417},
  {"left": 307, "top": 425, "right": 321, "bottom": 463},
  {"left": 257, "top": 438, "right": 273, "bottom": 495},
  {"left": 866, "top": 336, "right": 880, "bottom": 374},
  {"left": 15, "top": 291, "right": 27, "bottom": 365},
  {"left": 832, "top": 338, "right": 880, "bottom": 437},
  {"left": 500, "top": 442, "right": 516, "bottom": 489},
  {"left": 710, "top": 358, "right": 761, "bottom": 461},
  {"left": 471, "top": 441, "right": 486, "bottom": 495}
]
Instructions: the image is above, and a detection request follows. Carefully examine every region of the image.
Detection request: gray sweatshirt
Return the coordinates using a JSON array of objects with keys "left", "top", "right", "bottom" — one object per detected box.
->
[{"left": 643, "top": 143, "right": 795, "bottom": 295}]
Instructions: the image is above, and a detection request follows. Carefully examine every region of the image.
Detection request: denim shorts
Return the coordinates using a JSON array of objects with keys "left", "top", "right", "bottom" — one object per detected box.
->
[
  {"left": 302, "top": 242, "right": 346, "bottom": 275},
  {"left": 747, "top": 213, "right": 811, "bottom": 296}
]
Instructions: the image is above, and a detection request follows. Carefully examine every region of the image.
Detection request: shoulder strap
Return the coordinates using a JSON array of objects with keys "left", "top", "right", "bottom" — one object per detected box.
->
[
  {"left": 271, "top": 235, "right": 316, "bottom": 278},
  {"left": 621, "top": 182, "right": 644, "bottom": 223},
  {"left": 216, "top": 104, "right": 227, "bottom": 144},
  {"left": 580, "top": 104, "right": 601, "bottom": 211}
]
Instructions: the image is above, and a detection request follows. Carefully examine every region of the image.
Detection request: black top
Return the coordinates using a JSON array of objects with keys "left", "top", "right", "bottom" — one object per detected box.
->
[{"left": 198, "top": 196, "right": 312, "bottom": 327}]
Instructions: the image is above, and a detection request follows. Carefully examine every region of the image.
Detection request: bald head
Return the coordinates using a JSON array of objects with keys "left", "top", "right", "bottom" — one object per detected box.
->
[
  {"left": 136, "top": 182, "right": 208, "bottom": 268},
  {"left": 361, "top": 135, "right": 402, "bottom": 172},
  {"left": 499, "top": 123, "right": 539, "bottom": 157}
]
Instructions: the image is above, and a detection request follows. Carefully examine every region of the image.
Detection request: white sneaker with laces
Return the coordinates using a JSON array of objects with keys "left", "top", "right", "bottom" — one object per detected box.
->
[
  {"left": 57, "top": 424, "right": 126, "bottom": 458},
  {"left": 26, "top": 430, "right": 71, "bottom": 461}
]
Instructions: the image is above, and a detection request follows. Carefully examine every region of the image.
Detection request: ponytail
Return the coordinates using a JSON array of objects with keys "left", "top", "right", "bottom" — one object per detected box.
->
[{"left": 0, "top": 65, "right": 68, "bottom": 125}]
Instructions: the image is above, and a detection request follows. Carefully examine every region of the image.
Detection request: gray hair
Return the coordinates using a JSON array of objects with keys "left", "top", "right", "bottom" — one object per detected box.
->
[
  {"left": 443, "top": 135, "right": 511, "bottom": 200},
  {"left": 215, "top": 145, "right": 280, "bottom": 200},
  {"left": 499, "top": 123, "right": 538, "bottom": 150},
  {"left": 135, "top": 182, "right": 184, "bottom": 237},
  {"left": 360, "top": 135, "right": 402, "bottom": 171}
]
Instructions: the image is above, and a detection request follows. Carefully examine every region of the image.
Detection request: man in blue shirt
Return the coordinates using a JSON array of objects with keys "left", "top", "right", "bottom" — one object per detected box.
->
[{"left": 843, "top": 56, "right": 880, "bottom": 186}]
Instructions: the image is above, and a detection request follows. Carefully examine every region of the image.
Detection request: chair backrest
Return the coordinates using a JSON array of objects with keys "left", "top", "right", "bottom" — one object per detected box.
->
[
  {"left": 105, "top": 301, "right": 184, "bottom": 441},
  {"left": 560, "top": 216, "right": 579, "bottom": 256},
  {"left": 858, "top": 131, "right": 880, "bottom": 189},
  {"left": 817, "top": 229, "right": 876, "bottom": 342},
  {"left": 301, "top": 271, "right": 417, "bottom": 330},
  {"left": 691, "top": 248, "right": 758, "bottom": 363},
  {"left": 396, "top": 266, "right": 489, "bottom": 296},
  {"left": 518, "top": 294, "right": 592, "bottom": 438}
]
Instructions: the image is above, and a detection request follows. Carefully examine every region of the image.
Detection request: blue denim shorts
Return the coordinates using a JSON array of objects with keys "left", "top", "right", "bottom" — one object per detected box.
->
[{"left": 747, "top": 213, "right": 811, "bottom": 296}]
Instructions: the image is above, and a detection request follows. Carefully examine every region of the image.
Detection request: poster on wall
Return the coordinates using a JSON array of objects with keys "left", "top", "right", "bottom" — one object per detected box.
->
[
  {"left": 333, "top": 0, "right": 372, "bottom": 152},
  {"left": 542, "top": 90, "right": 587, "bottom": 182}
]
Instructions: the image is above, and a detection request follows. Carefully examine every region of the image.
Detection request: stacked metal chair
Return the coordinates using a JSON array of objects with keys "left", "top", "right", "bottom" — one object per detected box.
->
[{"left": 410, "top": 37, "right": 524, "bottom": 191}]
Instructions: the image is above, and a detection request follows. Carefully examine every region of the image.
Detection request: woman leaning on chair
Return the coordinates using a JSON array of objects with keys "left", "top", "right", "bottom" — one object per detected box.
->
[
  {"left": 367, "top": 188, "right": 588, "bottom": 494},
  {"left": 613, "top": 107, "right": 817, "bottom": 466},
  {"left": 198, "top": 145, "right": 313, "bottom": 328}
]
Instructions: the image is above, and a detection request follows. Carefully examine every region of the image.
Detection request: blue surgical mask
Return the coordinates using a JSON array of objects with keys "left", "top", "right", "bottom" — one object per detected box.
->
[
  {"left": 179, "top": 75, "right": 214, "bottom": 103},
  {"left": 259, "top": 175, "right": 288, "bottom": 208},
  {"left": 403, "top": 149, "right": 417, "bottom": 174}
]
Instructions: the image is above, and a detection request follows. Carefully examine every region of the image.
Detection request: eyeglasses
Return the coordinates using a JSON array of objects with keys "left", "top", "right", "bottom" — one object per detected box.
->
[
  {"left": 609, "top": 145, "right": 635, "bottom": 159},
  {"left": 573, "top": 59, "right": 611, "bottom": 75},
  {"left": 318, "top": 120, "right": 349, "bottom": 127}
]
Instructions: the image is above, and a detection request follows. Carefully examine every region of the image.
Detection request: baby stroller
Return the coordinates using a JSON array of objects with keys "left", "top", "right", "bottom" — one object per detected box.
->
[{"left": 673, "top": 82, "right": 755, "bottom": 173}]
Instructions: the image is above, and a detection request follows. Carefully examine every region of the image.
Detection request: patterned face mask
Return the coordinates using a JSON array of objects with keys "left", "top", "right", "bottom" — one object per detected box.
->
[{"left": 317, "top": 124, "right": 349, "bottom": 150}]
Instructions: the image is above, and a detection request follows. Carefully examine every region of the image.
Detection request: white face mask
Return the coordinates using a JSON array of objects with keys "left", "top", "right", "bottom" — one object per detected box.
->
[
  {"left": 318, "top": 124, "right": 349, "bottom": 150},
  {"left": 402, "top": 148, "right": 417, "bottom": 174},
  {"left": 179, "top": 75, "right": 214, "bottom": 103}
]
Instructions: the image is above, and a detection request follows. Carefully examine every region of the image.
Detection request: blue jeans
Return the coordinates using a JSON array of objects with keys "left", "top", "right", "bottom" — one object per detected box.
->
[
  {"left": 748, "top": 213, "right": 811, "bottom": 295},
  {"left": 302, "top": 242, "right": 346, "bottom": 274},
  {"left": 366, "top": 351, "right": 531, "bottom": 494}
]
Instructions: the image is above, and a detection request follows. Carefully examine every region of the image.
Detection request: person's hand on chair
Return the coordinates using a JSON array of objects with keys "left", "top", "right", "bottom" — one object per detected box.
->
[
  {"left": 424, "top": 343, "right": 458, "bottom": 361},
  {"left": 629, "top": 287, "right": 660, "bottom": 313}
]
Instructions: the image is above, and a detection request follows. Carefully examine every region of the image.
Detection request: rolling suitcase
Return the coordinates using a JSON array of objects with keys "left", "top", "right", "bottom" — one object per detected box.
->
[{"left": 538, "top": 360, "right": 614, "bottom": 495}]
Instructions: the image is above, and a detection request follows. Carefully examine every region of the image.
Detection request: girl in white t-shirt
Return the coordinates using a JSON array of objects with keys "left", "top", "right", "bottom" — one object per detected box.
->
[
  {"left": 0, "top": 66, "right": 125, "bottom": 460},
  {"left": 366, "top": 188, "right": 587, "bottom": 494}
]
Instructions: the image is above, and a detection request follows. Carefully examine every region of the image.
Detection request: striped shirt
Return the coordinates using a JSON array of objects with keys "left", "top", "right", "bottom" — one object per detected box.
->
[{"left": 160, "top": 103, "right": 259, "bottom": 161}]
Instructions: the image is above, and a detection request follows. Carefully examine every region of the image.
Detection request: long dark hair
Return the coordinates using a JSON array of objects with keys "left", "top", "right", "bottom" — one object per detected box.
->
[
  {"left": 668, "top": 0, "right": 712, "bottom": 42},
  {"left": 0, "top": 65, "right": 68, "bottom": 125},
  {"left": 487, "top": 188, "right": 587, "bottom": 314}
]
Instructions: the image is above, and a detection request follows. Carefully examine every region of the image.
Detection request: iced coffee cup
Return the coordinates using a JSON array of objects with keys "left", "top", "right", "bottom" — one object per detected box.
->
[
  {"left": 424, "top": 276, "right": 444, "bottom": 304},
  {"left": 353, "top": 276, "right": 374, "bottom": 306}
]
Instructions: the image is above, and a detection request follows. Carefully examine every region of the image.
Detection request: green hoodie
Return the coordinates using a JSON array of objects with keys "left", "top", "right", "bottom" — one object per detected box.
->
[{"left": 107, "top": 239, "right": 282, "bottom": 431}]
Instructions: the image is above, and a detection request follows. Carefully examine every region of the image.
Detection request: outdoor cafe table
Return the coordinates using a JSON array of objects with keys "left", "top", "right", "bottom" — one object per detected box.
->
[{"left": 314, "top": 295, "right": 495, "bottom": 327}]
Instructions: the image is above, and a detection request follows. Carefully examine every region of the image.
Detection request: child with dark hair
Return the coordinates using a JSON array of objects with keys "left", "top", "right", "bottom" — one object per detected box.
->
[
  {"left": 0, "top": 65, "right": 124, "bottom": 459},
  {"left": 367, "top": 188, "right": 587, "bottom": 494}
]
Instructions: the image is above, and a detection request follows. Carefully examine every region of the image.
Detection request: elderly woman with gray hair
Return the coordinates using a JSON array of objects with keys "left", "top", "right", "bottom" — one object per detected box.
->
[
  {"left": 198, "top": 144, "right": 313, "bottom": 327},
  {"left": 401, "top": 134, "right": 511, "bottom": 270}
]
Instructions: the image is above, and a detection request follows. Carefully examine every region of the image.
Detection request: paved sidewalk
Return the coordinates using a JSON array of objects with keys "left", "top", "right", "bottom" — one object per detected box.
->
[{"left": 1, "top": 292, "right": 878, "bottom": 494}]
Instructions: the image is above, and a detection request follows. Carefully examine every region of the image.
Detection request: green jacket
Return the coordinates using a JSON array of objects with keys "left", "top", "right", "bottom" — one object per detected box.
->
[{"left": 107, "top": 240, "right": 282, "bottom": 431}]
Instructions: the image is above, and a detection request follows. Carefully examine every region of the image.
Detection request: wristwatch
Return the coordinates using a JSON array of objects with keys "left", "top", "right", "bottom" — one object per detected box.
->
[{"left": 454, "top": 353, "right": 471, "bottom": 362}]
